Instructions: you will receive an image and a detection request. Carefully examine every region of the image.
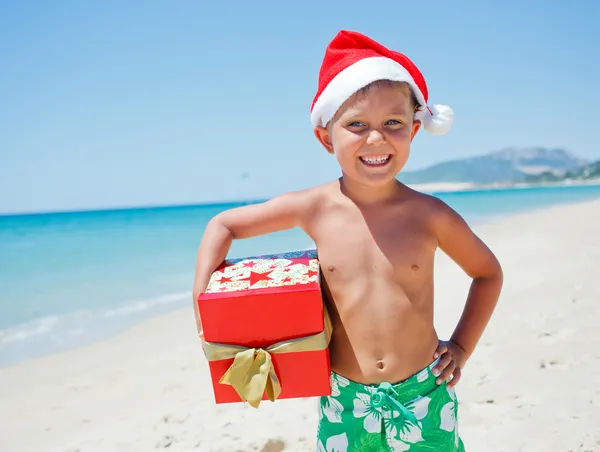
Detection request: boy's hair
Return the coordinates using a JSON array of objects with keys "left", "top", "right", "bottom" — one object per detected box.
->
[
  {"left": 354, "top": 80, "right": 420, "bottom": 112},
  {"left": 327, "top": 80, "right": 422, "bottom": 129}
]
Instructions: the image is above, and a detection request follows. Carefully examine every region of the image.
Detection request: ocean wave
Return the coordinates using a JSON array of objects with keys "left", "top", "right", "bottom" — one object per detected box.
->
[
  {"left": 0, "top": 291, "right": 191, "bottom": 365},
  {"left": 0, "top": 315, "right": 61, "bottom": 344},
  {"left": 102, "top": 292, "right": 190, "bottom": 317}
]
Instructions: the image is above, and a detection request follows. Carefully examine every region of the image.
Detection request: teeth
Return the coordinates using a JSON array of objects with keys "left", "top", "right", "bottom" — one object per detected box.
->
[{"left": 361, "top": 155, "right": 390, "bottom": 164}]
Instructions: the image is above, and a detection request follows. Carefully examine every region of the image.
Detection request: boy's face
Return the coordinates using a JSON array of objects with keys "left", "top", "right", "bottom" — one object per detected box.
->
[{"left": 315, "top": 82, "right": 420, "bottom": 189}]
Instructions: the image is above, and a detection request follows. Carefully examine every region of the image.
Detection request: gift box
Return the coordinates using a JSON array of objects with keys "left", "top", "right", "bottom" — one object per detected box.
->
[{"left": 197, "top": 249, "right": 332, "bottom": 408}]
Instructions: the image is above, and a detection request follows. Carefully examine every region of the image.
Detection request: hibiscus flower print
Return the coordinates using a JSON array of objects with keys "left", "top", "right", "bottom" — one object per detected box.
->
[
  {"left": 352, "top": 392, "right": 383, "bottom": 433},
  {"left": 317, "top": 433, "right": 349, "bottom": 452},
  {"left": 440, "top": 387, "right": 458, "bottom": 432},
  {"left": 440, "top": 386, "right": 460, "bottom": 447},
  {"left": 320, "top": 373, "right": 351, "bottom": 423},
  {"left": 384, "top": 395, "right": 430, "bottom": 447},
  {"left": 331, "top": 373, "right": 350, "bottom": 396},
  {"left": 416, "top": 367, "right": 430, "bottom": 383}
]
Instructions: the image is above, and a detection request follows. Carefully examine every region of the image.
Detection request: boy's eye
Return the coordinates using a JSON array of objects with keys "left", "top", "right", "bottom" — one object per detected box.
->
[
  {"left": 347, "top": 121, "right": 365, "bottom": 127},
  {"left": 386, "top": 119, "right": 402, "bottom": 126}
]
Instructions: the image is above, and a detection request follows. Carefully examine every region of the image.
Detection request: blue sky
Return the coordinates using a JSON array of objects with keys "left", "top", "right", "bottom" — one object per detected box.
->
[{"left": 1, "top": 0, "right": 599, "bottom": 214}]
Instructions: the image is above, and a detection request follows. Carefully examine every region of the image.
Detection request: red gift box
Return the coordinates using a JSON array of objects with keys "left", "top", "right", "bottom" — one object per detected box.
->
[{"left": 197, "top": 249, "right": 332, "bottom": 407}]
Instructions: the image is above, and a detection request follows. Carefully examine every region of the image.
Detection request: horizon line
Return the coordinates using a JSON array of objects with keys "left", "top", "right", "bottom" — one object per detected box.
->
[{"left": 3, "top": 180, "right": 600, "bottom": 218}]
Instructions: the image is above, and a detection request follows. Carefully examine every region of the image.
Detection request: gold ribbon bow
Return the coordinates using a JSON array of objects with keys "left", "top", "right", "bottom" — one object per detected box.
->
[{"left": 202, "top": 307, "right": 332, "bottom": 408}]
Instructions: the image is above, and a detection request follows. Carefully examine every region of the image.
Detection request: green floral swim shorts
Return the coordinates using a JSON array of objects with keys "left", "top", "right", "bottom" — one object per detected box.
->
[{"left": 317, "top": 359, "right": 465, "bottom": 451}]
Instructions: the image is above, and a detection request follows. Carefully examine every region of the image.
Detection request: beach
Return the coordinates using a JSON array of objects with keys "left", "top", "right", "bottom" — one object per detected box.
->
[{"left": 2, "top": 198, "right": 600, "bottom": 452}]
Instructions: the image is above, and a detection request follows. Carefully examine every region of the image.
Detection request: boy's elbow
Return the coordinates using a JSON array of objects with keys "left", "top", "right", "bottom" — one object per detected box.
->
[
  {"left": 492, "top": 254, "right": 503, "bottom": 279},
  {"left": 490, "top": 263, "right": 504, "bottom": 288},
  {"left": 207, "top": 213, "right": 235, "bottom": 239},
  {"left": 469, "top": 252, "right": 503, "bottom": 282},
  {"left": 479, "top": 255, "right": 503, "bottom": 286}
]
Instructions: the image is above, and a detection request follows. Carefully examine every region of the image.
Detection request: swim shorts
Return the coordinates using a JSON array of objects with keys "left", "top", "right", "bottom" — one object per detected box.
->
[{"left": 317, "top": 359, "right": 465, "bottom": 451}]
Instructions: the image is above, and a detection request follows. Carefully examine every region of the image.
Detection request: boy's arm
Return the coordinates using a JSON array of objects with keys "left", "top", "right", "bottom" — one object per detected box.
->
[
  {"left": 431, "top": 199, "right": 503, "bottom": 384},
  {"left": 192, "top": 190, "right": 316, "bottom": 333}
]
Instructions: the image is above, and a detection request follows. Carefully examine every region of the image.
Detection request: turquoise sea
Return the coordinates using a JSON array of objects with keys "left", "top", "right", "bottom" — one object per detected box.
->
[{"left": 1, "top": 184, "right": 600, "bottom": 366}]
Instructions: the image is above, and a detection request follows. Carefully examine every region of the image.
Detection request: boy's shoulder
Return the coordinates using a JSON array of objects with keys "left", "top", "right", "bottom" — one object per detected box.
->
[
  {"left": 258, "top": 182, "right": 339, "bottom": 225},
  {"left": 273, "top": 181, "right": 340, "bottom": 207},
  {"left": 400, "top": 184, "right": 466, "bottom": 230}
]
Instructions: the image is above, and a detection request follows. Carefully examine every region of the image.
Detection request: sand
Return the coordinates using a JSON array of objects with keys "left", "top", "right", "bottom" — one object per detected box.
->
[{"left": 2, "top": 198, "right": 600, "bottom": 452}]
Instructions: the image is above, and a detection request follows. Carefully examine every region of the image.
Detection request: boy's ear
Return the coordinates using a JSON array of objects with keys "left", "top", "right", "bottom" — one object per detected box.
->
[
  {"left": 314, "top": 126, "right": 335, "bottom": 154},
  {"left": 410, "top": 120, "right": 421, "bottom": 142}
]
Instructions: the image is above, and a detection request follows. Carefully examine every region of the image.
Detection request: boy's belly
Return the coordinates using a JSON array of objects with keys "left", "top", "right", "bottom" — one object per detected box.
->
[{"left": 325, "top": 290, "right": 439, "bottom": 385}]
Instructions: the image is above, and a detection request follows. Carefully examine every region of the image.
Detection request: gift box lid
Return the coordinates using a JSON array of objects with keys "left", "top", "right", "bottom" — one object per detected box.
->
[
  {"left": 201, "top": 249, "right": 320, "bottom": 297},
  {"left": 197, "top": 249, "right": 324, "bottom": 348}
]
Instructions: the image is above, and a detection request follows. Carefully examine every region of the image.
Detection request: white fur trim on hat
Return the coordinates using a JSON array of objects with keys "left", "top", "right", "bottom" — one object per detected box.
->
[
  {"left": 311, "top": 56, "right": 426, "bottom": 128},
  {"left": 310, "top": 56, "right": 454, "bottom": 135}
]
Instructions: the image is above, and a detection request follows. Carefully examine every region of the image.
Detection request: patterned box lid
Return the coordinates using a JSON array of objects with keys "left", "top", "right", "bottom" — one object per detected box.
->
[{"left": 204, "top": 249, "right": 319, "bottom": 294}]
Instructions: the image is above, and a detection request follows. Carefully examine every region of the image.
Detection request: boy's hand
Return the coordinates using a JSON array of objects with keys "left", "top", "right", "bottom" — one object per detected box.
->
[{"left": 432, "top": 340, "right": 467, "bottom": 388}]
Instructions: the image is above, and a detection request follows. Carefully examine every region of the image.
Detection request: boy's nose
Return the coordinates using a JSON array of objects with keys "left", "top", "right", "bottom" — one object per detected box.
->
[{"left": 366, "top": 130, "right": 386, "bottom": 146}]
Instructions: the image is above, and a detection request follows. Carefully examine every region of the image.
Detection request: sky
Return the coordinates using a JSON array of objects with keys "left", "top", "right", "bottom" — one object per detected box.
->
[{"left": 1, "top": 0, "right": 599, "bottom": 214}]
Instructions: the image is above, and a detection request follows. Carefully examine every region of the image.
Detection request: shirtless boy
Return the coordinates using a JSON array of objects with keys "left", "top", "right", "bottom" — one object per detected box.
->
[{"left": 193, "top": 30, "right": 503, "bottom": 451}]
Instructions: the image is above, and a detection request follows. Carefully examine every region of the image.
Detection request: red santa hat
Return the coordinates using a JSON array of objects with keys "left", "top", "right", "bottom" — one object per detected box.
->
[{"left": 310, "top": 30, "right": 454, "bottom": 135}]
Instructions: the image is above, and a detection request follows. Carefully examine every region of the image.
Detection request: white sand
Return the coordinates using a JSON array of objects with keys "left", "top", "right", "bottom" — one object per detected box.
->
[{"left": 2, "top": 198, "right": 600, "bottom": 452}]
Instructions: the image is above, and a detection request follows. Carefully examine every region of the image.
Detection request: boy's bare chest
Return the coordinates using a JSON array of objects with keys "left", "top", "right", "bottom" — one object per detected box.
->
[{"left": 310, "top": 207, "right": 438, "bottom": 284}]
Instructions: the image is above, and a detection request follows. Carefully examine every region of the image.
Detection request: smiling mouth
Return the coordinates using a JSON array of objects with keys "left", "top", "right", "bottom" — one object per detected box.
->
[{"left": 359, "top": 154, "right": 392, "bottom": 167}]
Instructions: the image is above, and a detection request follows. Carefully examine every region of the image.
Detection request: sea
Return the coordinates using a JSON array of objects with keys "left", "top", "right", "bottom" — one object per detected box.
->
[{"left": 2, "top": 183, "right": 600, "bottom": 367}]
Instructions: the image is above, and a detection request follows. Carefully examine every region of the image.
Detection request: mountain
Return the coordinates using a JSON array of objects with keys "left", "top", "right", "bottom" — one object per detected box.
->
[
  {"left": 400, "top": 147, "right": 588, "bottom": 185},
  {"left": 524, "top": 159, "right": 600, "bottom": 183}
]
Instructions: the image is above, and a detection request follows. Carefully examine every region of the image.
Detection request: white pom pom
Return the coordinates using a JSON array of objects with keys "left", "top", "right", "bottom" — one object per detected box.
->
[{"left": 415, "top": 104, "right": 454, "bottom": 135}]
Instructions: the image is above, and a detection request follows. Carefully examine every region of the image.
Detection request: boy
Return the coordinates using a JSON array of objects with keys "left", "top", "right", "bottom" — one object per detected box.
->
[{"left": 193, "top": 30, "right": 503, "bottom": 451}]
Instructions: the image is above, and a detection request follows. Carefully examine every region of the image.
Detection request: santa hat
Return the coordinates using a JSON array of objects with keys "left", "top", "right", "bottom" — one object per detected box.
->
[{"left": 310, "top": 30, "right": 454, "bottom": 135}]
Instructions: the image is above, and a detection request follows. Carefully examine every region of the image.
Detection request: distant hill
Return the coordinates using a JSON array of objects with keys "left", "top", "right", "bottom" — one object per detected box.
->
[
  {"left": 524, "top": 159, "right": 600, "bottom": 183},
  {"left": 400, "top": 147, "right": 588, "bottom": 185}
]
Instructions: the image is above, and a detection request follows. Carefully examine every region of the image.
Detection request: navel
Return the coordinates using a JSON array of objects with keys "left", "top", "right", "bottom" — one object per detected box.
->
[
  {"left": 411, "top": 264, "right": 420, "bottom": 271},
  {"left": 376, "top": 360, "right": 384, "bottom": 370}
]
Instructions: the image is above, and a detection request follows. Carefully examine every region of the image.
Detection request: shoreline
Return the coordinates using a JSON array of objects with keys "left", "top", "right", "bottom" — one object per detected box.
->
[
  {"left": 409, "top": 177, "right": 600, "bottom": 194},
  {"left": 2, "top": 198, "right": 600, "bottom": 451}
]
